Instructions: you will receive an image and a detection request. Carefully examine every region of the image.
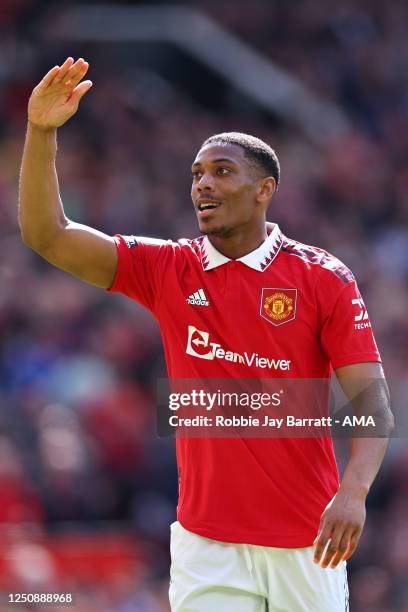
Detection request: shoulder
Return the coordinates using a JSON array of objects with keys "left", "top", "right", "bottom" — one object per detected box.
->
[
  {"left": 117, "top": 234, "right": 203, "bottom": 264},
  {"left": 119, "top": 234, "right": 200, "bottom": 250},
  {"left": 280, "top": 235, "right": 354, "bottom": 286}
]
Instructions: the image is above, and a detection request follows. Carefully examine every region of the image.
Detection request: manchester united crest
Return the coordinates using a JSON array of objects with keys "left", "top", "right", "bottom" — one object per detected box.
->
[{"left": 260, "top": 288, "right": 297, "bottom": 326}]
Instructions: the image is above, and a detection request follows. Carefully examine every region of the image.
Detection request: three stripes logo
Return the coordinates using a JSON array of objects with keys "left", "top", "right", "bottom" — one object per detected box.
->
[{"left": 186, "top": 288, "right": 210, "bottom": 307}]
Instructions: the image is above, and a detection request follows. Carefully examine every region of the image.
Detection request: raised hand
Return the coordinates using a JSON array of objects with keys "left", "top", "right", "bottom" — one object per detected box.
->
[{"left": 28, "top": 57, "right": 93, "bottom": 130}]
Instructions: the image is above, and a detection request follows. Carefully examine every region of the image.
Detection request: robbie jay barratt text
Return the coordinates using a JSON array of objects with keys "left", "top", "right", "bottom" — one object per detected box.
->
[{"left": 167, "top": 415, "right": 376, "bottom": 428}]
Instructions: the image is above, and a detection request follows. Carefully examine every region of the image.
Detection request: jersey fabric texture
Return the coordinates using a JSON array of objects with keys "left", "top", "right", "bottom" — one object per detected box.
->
[{"left": 108, "top": 224, "right": 381, "bottom": 547}]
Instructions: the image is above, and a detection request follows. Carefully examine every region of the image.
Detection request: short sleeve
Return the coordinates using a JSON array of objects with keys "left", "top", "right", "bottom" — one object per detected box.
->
[
  {"left": 107, "top": 234, "right": 174, "bottom": 315},
  {"left": 319, "top": 280, "right": 381, "bottom": 369}
]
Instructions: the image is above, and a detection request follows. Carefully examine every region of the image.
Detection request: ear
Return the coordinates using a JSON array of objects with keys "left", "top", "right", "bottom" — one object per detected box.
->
[{"left": 256, "top": 177, "right": 276, "bottom": 204}]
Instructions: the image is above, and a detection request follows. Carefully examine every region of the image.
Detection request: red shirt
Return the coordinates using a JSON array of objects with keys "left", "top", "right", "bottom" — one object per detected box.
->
[{"left": 108, "top": 224, "right": 381, "bottom": 547}]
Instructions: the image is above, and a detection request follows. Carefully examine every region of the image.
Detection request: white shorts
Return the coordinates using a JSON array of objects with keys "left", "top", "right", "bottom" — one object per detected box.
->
[{"left": 169, "top": 521, "right": 348, "bottom": 612}]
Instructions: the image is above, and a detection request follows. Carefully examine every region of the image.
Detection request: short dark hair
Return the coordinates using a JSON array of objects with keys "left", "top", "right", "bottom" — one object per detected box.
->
[{"left": 201, "top": 132, "right": 280, "bottom": 187}]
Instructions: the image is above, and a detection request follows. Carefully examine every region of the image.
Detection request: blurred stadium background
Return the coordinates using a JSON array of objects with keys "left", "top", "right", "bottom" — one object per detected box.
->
[{"left": 1, "top": 0, "right": 408, "bottom": 610}]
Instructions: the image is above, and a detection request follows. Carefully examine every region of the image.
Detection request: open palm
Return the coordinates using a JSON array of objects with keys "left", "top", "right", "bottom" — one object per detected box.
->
[{"left": 28, "top": 57, "right": 93, "bottom": 129}]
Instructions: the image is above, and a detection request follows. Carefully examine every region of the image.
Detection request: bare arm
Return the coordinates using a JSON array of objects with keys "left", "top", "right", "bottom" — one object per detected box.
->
[
  {"left": 19, "top": 57, "right": 117, "bottom": 288},
  {"left": 313, "top": 362, "right": 393, "bottom": 568}
]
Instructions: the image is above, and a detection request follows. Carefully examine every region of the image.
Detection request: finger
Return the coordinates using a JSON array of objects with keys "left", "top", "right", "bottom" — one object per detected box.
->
[
  {"left": 320, "top": 524, "right": 346, "bottom": 568},
  {"left": 342, "top": 531, "right": 361, "bottom": 562},
  {"left": 68, "top": 80, "right": 93, "bottom": 106},
  {"left": 54, "top": 57, "right": 75, "bottom": 83},
  {"left": 39, "top": 65, "right": 61, "bottom": 89},
  {"left": 329, "top": 530, "right": 351, "bottom": 568},
  {"left": 313, "top": 522, "right": 334, "bottom": 564},
  {"left": 64, "top": 61, "right": 90, "bottom": 89}
]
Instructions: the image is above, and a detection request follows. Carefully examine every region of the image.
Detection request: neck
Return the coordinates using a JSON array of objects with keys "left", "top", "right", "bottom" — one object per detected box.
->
[{"left": 208, "top": 222, "right": 268, "bottom": 260}]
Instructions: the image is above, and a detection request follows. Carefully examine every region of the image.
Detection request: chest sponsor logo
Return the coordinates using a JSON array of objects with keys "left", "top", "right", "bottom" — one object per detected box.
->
[
  {"left": 186, "top": 325, "right": 291, "bottom": 370},
  {"left": 260, "top": 288, "right": 297, "bottom": 326}
]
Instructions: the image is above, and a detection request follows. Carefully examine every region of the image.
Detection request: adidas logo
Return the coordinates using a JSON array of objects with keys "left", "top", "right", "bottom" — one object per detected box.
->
[{"left": 186, "top": 288, "right": 210, "bottom": 307}]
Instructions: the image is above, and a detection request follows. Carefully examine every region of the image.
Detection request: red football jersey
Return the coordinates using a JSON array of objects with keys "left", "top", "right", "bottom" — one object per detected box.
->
[{"left": 108, "top": 224, "right": 381, "bottom": 547}]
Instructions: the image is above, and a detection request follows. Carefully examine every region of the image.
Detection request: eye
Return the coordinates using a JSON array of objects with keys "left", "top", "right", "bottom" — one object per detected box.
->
[
  {"left": 217, "top": 167, "right": 231, "bottom": 176},
  {"left": 191, "top": 171, "right": 202, "bottom": 180}
]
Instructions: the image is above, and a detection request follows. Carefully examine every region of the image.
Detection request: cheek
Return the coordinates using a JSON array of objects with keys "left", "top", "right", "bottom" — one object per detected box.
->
[{"left": 232, "top": 185, "right": 256, "bottom": 209}]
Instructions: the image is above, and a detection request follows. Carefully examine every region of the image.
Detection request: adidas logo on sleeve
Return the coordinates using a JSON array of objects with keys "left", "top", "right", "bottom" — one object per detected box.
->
[{"left": 186, "top": 289, "right": 210, "bottom": 307}]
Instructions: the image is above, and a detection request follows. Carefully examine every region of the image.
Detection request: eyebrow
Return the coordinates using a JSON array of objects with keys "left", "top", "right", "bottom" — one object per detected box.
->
[{"left": 191, "top": 157, "right": 238, "bottom": 168}]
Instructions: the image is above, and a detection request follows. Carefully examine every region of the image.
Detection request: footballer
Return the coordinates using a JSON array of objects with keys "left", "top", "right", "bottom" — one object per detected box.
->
[{"left": 19, "top": 57, "right": 393, "bottom": 611}]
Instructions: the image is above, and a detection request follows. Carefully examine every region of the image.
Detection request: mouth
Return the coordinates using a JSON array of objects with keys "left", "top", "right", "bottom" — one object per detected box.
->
[{"left": 196, "top": 200, "right": 222, "bottom": 217}]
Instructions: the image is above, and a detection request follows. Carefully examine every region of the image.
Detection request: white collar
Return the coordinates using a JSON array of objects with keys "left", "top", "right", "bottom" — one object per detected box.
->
[{"left": 200, "top": 223, "right": 283, "bottom": 272}]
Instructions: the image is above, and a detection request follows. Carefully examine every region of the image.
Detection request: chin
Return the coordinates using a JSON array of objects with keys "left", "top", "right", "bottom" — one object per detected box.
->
[
  {"left": 201, "top": 225, "right": 231, "bottom": 238},
  {"left": 200, "top": 223, "right": 231, "bottom": 237}
]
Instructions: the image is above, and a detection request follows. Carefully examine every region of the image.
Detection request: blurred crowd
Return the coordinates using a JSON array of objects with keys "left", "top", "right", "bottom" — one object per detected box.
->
[{"left": 0, "top": 0, "right": 408, "bottom": 610}]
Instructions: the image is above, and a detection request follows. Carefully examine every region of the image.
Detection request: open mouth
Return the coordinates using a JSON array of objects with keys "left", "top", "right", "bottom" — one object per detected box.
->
[{"left": 197, "top": 200, "right": 222, "bottom": 215}]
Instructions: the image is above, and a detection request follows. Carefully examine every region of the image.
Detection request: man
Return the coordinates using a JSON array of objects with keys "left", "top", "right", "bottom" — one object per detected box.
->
[{"left": 20, "top": 57, "right": 393, "bottom": 611}]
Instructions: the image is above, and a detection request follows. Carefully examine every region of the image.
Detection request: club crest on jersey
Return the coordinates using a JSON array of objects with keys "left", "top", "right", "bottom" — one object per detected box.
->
[{"left": 260, "top": 288, "right": 297, "bottom": 326}]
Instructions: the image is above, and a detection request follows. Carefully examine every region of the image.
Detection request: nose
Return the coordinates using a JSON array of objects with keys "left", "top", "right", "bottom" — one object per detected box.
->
[{"left": 196, "top": 172, "right": 215, "bottom": 192}]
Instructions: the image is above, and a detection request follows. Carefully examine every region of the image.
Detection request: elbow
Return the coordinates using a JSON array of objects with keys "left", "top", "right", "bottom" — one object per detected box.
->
[
  {"left": 19, "top": 224, "right": 35, "bottom": 249},
  {"left": 385, "top": 409, "right": 395, "bottom": 437},
  {"left": 19, "top": 217, "right": 68, "bottom": 255},
  {"left": 19, "top": 227, "right": 32, "bottom": 249},
  {"left": 376, "top": 405, "right": 395, "bottom": 438},
  {"left": 18, "top": 213, "right": 37, "bottom": 250},
  {"left": 19, "top": 226, "right": 45, "bottom": 254}
]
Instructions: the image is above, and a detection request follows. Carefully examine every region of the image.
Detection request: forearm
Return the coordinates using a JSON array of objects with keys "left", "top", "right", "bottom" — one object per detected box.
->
[
  {"left": 19, "top": 123, "right": 67, "bottom": 251},
  {"left": 339, "top": 437, "right": 390, "bottom": 498},
  {"left": 335, "top": 364, "right": 394, "bottom": 498}
]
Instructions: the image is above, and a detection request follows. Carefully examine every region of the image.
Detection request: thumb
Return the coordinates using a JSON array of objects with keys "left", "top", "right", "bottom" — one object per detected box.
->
[{"left": 69, "top": 80, "right": 93, "bottom": 106}]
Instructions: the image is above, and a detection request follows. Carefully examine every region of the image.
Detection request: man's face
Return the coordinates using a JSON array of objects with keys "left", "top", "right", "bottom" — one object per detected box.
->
[{"left": 191, "top": 143, "right": 264, "bottom": 237}]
